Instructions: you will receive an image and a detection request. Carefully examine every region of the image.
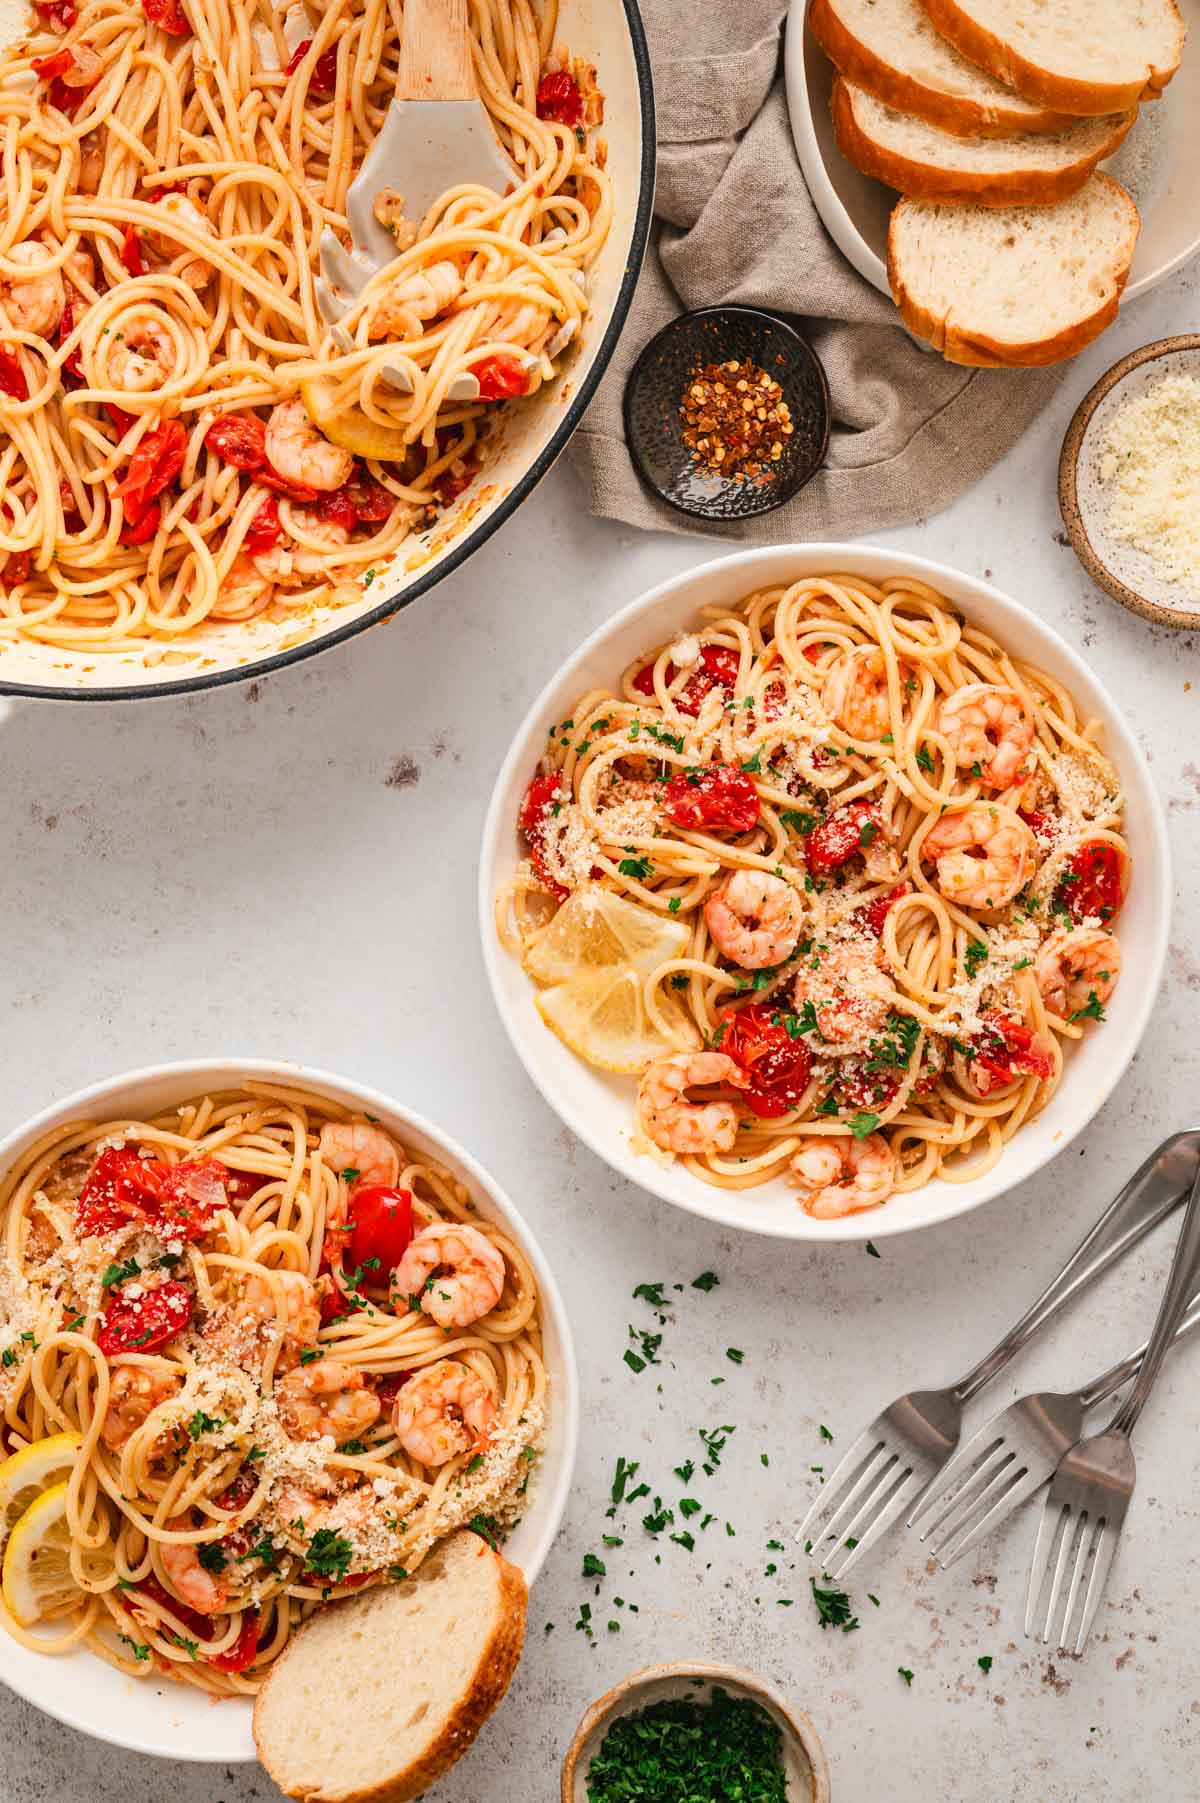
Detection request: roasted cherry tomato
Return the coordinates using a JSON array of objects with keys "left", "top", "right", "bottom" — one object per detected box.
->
[
  {"left": 118, "top": 501, "right": 161, "bottom": 545},
  {"left": 138, "top": 1573, "right": 210, "bottom": 1639},
  {"left": 834, "top": 1062, "right": 902, "bottom": 1113},
  {"left": 57, "top": 298, "right": 84, "bottom": 385},
  {"left": 1018, "top": 808, "right": 1058, "bottom": 849},
  {"left": 1054, "top": 839, "right": 1124, "bottom": 924},
  {"left": 367, "top": 1370, "right": 412, "bottom": 1409},
  {"left": 805, "top": 801, "right": 885, "bottom": 877},
  {"left": 344, "top": 469, "right": 395, "bottom": 522},
  {"left": 720, "top": 1001, "right": 813, "bottom": 1118},
  {"left": 76, "top": 1146, "right": 227, "bottom": 1240},
  {"left": 119, "top": 224, "right": 145, "bottom": 276},
  {"left": 97, "top": 1280, "right": 192, "bottom": 1355},
  {"left": 0, "top": 345, "right": 28, "bottom": 402},
  {"left": 316, "top": 487, "right": 357, "bottom": 534},
  {"left": 664, "top": 764, "right": 759, "bottom": 834},
  {"left": 286, "top": 38, "right": 338, "bottom": 93},
  {"left": 535, "top": 68, "right": 584, "bottom": 127},
  {"left": 243, "top": 495, "right": 281, "bottom": 557},
  {"left": 142, "top": 0, "right": 190, "bottom": 33},
  {"left": 76, "top": 1147, "right": 164, "bottom": 1235},
  {"left": 970, "top": 1012, "right": 1054, "bottom": 1089},
  {"left": 473, "top": 354, "right": 530, "bottom": 401},
  {"left": 852, "top": 881, "right": 909, "bottom": 939},
  {"left": 632, "top": 645, "right": 740, "bottom": 717},
  {"left": 206, "top": 413, "right": 266, "bottom": 470},
  {"left": 2, "top": 551, "right": 31, "bottom": 585},
  {"left": 31, "top": 45, "right": 74, "bottom": 78},
  {"left": 115, "top": 420, "right": 187, "bottom": 520},
  {"left": 32, "top": 0, "right": 76, "bottom": 29},
  {"left": 518, "top": 771, "right": 569, "bottom": 901},
  {"left": 342, "top": 1184, "right": 413, "bottom": 1276},
  {"left": 209, "top": 1609, "right": 260, "bottom": 1673}
]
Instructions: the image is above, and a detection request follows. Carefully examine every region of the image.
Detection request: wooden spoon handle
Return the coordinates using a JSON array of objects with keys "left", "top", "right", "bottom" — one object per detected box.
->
[{"left": 396, "top": 0, "right": 476, "bottom": 102}]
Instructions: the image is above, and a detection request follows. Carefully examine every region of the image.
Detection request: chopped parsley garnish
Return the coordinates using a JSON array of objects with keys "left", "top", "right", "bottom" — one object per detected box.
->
[
  {"left": 583, "top": 1686, "right": 789, "bottom": 1803},
  {"left": 633, "top": 1282, "right": 668, "bottom": 1307},
  {"left": 725, "top": 1347, "right": 744, "bottom": 1364},
  {"left": 187, "top": 1410, "right": 218, "bottom": 1441},
  {"left": 668, "top": 897, "right": 682, "bottom": 914},
  {"left": 1070, "top": 991, "right": 1106, "bottom": 1023},
  {"left": 101, "top": 1257, "right": 140, "bottom": 1288},
  {"left": 465, "top": 1452, "right": 485, "bottom": 1474},
  {"left": 819, "top": 1424, "right": 833, "bottom": 1442},
  {"left": 582, "top": 1552, "right": 607, "bottom": 1578},
  {"left": 197, "top": 1541, "right": 227, "bottom": 1573},
  {"left": 898, "top": 1667, "right": 914, "bottom": 1686},
  {"left": 466, "top": 1514, "right": 500, "bottom": 1552},
  {"left": 618, "top": 855, "right": 654, "bottom": 881},
  {"left": 810, "top": 1577, "right": 858, "bottom": 1633},
  {"left": 119, "top": 1636, "right": 150, "bottom": 1663},
  {"left": 692, "top": 1271, "right": 719, "bottom": 1291},
  {"left": 848, "top": 1111, "right": 880, "bottom": 1139},
  {"left": 915, "top": 745, "right": 935, "bottom": 774},
  {"left": 963, "top": 939, "right": 989, "bottom": 979},
  {"left": 865, "top": 1241, "right": 880, "bottom": 1258},
  {"left": 977, "top": 1655, "right": 993, "bottom": 1673},
  {"left": 305, "top": 1528, "right": 354, "bottom": 1581},
  {"left": 741, "top": 751, "right": 763, "bottom": 775},
  {"left": 299, "top": 1347, "right": 325, "bottom": 1365},
  {"left": 781, "top": 808, "right": 818, "bottom": 836}
]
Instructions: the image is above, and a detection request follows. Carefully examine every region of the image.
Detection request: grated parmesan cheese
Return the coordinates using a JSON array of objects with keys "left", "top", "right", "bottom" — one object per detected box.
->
[{"left": 1097, "top": 374, "right": 1200, "bottom": 600}]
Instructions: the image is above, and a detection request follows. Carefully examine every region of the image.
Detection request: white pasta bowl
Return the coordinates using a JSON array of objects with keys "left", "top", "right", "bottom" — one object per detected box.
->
[
  {"left": 0, "top": 1059, "right": 578, "bottom": 1762},
  {"left": 479, "top": 544, "right": 1171, "bottom": 1242}
]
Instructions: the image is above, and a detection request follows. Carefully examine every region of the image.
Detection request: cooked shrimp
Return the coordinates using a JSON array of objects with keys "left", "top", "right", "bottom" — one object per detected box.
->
[
  {"left": 275, "top": 1359, "right": 381, "bottom": 1446},
  {"left": 391, "top": 1359, "right": 496, "bottom": 1468},
  {"left": 318, "top": 1119, "right": 400, "bottom": 1189},
  {"left": 252, "top": 505, "right": 349, "bottom": 582},
  {"left": 389, "top": 1221, "right": 505, "bottom": 1328},
  {"left": 161, "top": 1519, "right": 229, "bottom": 1615},
  {"left": 367, "top": 259, "right": 463, "bottom": 340},
  {"left": 1034, "top": 925, "right": 1120, "bottom": 1020},
  {"left": 211, "top": 557, "right": 274, "bottom": 621},
  {"left": 144, "top": 193, "right": 217, "bottom": 289},
  {"left": 704, "top": 870, "right": 804, "bottom": 969},
  {"left": 791, "top": 940, "right": 891, "bottom": 1045},
  {"left": 790, "top": 1132, "right": 896, "bottom": 1219},
  {"left": 107, "top": 320, "right": 175, "bottom": 393},
  {"left": 0, "top": 242, "right": 66, "bottom": 337},
  {"left": 636, "top": 1051, "right": 747, "bottom": 1155},
  {"left": 236, "top": 1269, "right": 320, "bottom": 1370},
  {"left": 100, "top": 1366, "right": 182, "bottom": 1451},
  {"left": 937, "top": 684, "right": 1034, "bottom": 790},
  {"left": 920, "top": 805, "right": 1032, "bottom": 911},
  {"left": 821, "top": 647, "right": 898, "bottom": 742},
  {"left": 264, "top": 398, "right": 353, "bottom": 493}
]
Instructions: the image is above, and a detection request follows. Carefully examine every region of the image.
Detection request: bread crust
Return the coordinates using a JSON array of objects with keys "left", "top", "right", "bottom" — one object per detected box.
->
[
  {"left": 917, "top": 0, "right": 1186, "bottom": 113},
  {"left": 886, "top": 177, "right": 1140, "bottom": 367},
  {"left": 831, "top": 79, "right": 1134, "bottom": 207},
  {"left": 807, "top": 0, "right": 1076, "bottom": 137},
  {"left": 253, "top": 1540, "right": 529, "bottom": 1803}
]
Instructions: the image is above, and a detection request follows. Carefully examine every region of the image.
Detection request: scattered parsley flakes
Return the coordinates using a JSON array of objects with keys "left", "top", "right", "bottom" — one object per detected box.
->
[{"left": 898, "top": 1667, "right": 914, "bottom": 1687}]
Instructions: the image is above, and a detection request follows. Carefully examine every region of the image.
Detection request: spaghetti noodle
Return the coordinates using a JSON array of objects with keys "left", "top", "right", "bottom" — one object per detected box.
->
[
  {"left": 0, "top": 0, "right": 610, "bottom": 651},
  {"left": 498, "top": 573, "right": 1130, "bottom": 1218},
  {"left": 0, "top": 1081, "right": 545, "bottom": 1694}
]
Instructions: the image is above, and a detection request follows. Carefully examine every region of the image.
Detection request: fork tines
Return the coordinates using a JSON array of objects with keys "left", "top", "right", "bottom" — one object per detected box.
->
[
  {"left": 1025, "top": 1498, "right": 1116, "bottom": 1654},
  {"left": 913, "top": 1434, "right": 1037, "bottom": 1568},
  {"left": 796, "top": 1428, "right": 931, "bottom": 1580}
]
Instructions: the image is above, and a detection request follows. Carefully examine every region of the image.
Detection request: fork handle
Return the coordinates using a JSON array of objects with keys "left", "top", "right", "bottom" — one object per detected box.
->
[
  {"left": 952, "top": 1130, "right": 1200, "bottom": 1407},
  {"left": 1108, "top": 1162, "right": 1200, "bottom": 1436},
  {"left": 396, "top": 0, "right": 476, "bottom": 101},
  {"left": 1081, "top": 1287, "right": 1200, "bottom": 1408}
]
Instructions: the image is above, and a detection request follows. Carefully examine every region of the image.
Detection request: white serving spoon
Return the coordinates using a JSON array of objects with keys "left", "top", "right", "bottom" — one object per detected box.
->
[{"left": 316, "top": 0, "right": 519, "bottom": 400}]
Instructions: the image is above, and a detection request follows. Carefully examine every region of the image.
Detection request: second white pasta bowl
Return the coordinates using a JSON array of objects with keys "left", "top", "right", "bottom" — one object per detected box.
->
[{"left": 479, "top": 545, "right": 1170, "bottom": 1242}]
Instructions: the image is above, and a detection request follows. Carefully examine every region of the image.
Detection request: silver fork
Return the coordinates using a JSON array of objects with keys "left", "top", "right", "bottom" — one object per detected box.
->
[
  {"left": 1024, "top": 1156, "right": 1200, "bottom": 1654},
  {"left": 796, "top": 1132, "right": 1200, "bottom": 1581}
]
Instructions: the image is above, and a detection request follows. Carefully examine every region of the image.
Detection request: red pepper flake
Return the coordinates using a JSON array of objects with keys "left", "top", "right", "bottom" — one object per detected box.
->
[{"left": 680, "top": 358, "right": 794, "bottom": 487}]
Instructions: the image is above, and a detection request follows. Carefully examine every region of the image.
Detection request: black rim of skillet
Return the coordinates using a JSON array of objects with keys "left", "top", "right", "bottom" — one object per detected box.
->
[
  {"left": 1, "top": 1, "right": 657, "bottom": 703},
  {"left": 622, "top": 305, "right": 831, "bottom": 523}
]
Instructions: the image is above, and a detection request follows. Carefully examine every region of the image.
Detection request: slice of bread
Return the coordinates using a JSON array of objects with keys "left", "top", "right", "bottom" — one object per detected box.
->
[
  {"left": 253, "top": 1532, "right": 528, "bottom": 1803},
  {"left": 887, "top": 173, "right": 1140, "bottom": 366},
  {"left": 832, "top": 79, "right": 1135, "bottom": 206},
  {"left": 919, "top": 0, "right": 1187, "bottom": 113},
  {"left": 807, "top": 0, "right": 1077, "bottom": 137}
]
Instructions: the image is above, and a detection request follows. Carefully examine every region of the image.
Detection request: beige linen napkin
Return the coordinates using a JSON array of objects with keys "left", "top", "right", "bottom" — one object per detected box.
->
[{"left": 569, "top": 0, "right": 1064, "bottom": 539}]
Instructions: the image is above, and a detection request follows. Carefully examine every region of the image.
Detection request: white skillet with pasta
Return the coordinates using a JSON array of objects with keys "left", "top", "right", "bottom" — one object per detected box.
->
[
  {"left": 0, "top": 1059, "right": 577, "bottom": 1760},
  {"left": 480, "top": 545, "right": 1171, "bottom": 1242}
]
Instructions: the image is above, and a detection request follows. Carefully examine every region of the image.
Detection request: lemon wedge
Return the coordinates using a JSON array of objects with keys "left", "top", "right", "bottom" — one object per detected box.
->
[
  {"left": 299, "top": 376, "right": 410, "bottom": 464},
  {"left": 535, "top": 967, "right": 697, "bottom": 1074},
  {"left": 523, "top": 887, "right": 689, "bottom": 986},
  {"left": 0, "top": 1433, "right": 81, "bottom": 1547},
  {"left": 2, "top": 1482, "right": 78, "bottom": 1626}
]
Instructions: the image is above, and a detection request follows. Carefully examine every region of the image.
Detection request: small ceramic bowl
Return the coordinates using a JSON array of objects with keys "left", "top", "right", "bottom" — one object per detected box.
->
[
  {"left": 561, "top": 1662, "right": 832, "bottom": 1802},
  {"left": 622, "top": 306, "right": 830, "bottom": 521},
  {"left": 1059, "top": 335, "right": 1200, "bottom": 630}
]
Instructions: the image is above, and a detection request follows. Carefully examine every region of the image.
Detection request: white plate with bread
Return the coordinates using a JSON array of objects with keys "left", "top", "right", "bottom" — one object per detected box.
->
[{"left": 787, "top": 0, "right": 1199, "bottom": 365}]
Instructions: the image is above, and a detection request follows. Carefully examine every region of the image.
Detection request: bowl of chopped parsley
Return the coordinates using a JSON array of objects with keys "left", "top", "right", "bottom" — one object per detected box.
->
[{"left": 561, "top": 1663, "right": 830, "bottom": 1802}]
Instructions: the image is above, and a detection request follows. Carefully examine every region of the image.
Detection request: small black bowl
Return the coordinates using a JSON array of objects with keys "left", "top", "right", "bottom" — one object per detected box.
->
[{"left": 622, "top": 305, "right": 830, "bottom": 522}]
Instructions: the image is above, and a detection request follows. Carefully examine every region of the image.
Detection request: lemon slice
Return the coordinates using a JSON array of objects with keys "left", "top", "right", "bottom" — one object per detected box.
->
[
  {"left": 0, "top": 1433, "right": 81, "bottom": 1547},
  {"left": 536, "top": 967, "right": 698, "bottom": 1074},
  {"left": 299, "top": 376, "right": 410, "bottom": 464},
  {"left": 3, "top": 1482, "right": 79, "bottom": 1626},
  {"left": 524, "top": 886, "right": 689, "bottom": 986}
]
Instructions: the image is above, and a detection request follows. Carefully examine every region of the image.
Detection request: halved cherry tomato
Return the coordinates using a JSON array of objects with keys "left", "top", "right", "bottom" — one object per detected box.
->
[
  {"left": 0, "top": 345, "right": 28, "bottom": 402},
  {"left": 119, "top": 500, "right": 161, "bottom": 545},
  {"left": 75, "top": 1146, "right": 228, "bottom": 1240},
  {"left": 805, "top": 801, "right": 885, "bottom": 877},
  {"left": 518, "top": 772, "right": 568, "bottom": 902},
  {"left": 316, "top": 487, "right": 357, "bottom": 534},
  {"left": 970, "top": 1013, "right": 1054, "bottom": 1089},
  {"left": 209, "top": 1609, "right": 260, "bottom": 1673},
  {"left": 835, "top": 1062, "right": 902, "bottom": 1112},
  {"left": 31, "top": 46, "right": 74, "bottom": 78},
  {"left": 342, "top": 1185, "right": 413, "bottom": 1276},
  {"left": 473, "top": 354, "right": 530, "bottom": 401},
  {"left": 367, "top": 1371, "right": 412, "bottom": 1409},
  {"left": 3, "top": 551, "right": 31, "bottom": 585},
  {"left": 852, "top": 882, "right": 909, "bottom": 939},
  {"left": 535, "top": 68, "right": 583, "bottom": 128},
  {"left": 119, "top": 225, "right": 145, "bottom": 276},
  {"left": 138, "top": 1573, "right": 210, "bottom": 1640},
  {"left": 106, "top": 403, "right": 136, "bottom": 439},
  {"left": 137, "top": 1574, "right": 259, "bottom": 1671},
  {"left": 116, "top": 421, "right": 187, "bottom": 513},
  {"left": 720, "top": 1001, "right": 813, "bottom": 1118},
  {"left": 97, "top": 1280, "right": 192, "bottom": 1355},
  {"left": 223, "top": 1168, "right": 270, "bottom": 1202},
  {"left": 32, "top": 0, "right": 75, "bottom": 29},
  {"left": 244, "top": 495, "right": 281, "bottom": 557},
  {"left": 344, "top": 469, "right": 395, "bottom": 522},
  {"left": 1054, "top": 839, "right": 1124, "bottom": 924},
  {"left": 286, "top": 38, "right": 338, "bottom": 93},
  {"left": 1018, "top": 808, "right": 1058, "bottom": 849},
  {"left": 633, "top": 645, "right": 740, "bottom": 717},
  {"left": 142, "top": 0, "right": 190, "bottom": 32},
  {"left": 76, "top": 1146, "right": 163, "bottom": 1235},
  {"left": 206, "top": 414, "right": 267, "bottom": 470},
  {"left": 57, "top": 298, "right": 84, "bottom": 385},
  {"left": 664, "top": 764, "right": 759, "bottom": 834}
]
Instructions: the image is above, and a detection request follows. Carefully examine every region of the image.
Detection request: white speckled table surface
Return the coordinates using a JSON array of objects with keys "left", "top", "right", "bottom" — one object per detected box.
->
[{"left": 4, "top": 265, "right": 1200, "bottom": 1802}]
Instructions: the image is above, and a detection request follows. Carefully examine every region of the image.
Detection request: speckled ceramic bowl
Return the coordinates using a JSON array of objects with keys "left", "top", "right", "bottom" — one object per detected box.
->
[
  {"left": 561, "top": 1663, "right": 832, "bottom": 1802},
  {"left": 1059, "top": 335, "right": 1200, "bottom": 630}
]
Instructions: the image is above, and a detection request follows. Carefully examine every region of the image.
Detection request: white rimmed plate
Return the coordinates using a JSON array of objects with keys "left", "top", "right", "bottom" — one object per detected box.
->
[
  {"left": 0, "top": 1058, "right": 578, "bottom": 1762},
  {"left": 478, "top": 544, "right": 1171, "bottom": 1243},
  {"left": 785, "top": 0, "right": 1200, "bottom": 305}
]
